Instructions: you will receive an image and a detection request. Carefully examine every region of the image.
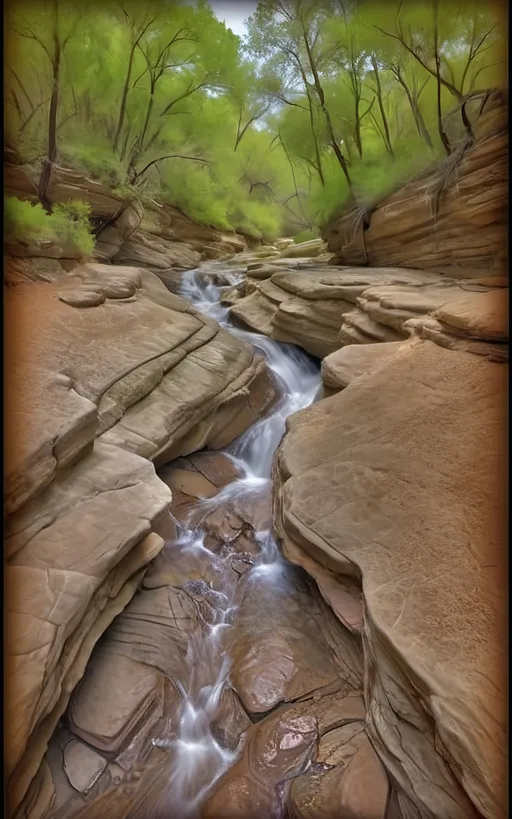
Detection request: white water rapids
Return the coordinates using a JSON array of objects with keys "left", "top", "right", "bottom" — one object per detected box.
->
[{"left": 148, "top": 260, "right": 322, "bottom": 818}]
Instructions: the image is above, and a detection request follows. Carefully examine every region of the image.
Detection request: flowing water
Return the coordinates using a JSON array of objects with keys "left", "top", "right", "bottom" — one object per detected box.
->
[{"left": 151, "top": 260, "right": 322, "bottom": 817}]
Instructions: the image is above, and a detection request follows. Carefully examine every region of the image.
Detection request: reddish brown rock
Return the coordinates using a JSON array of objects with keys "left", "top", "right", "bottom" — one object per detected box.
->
[
  {"left": 228, "top": 564, "right": 362, "bottom": 715},
  {"left": 324, "top": 90, "right": 508, "bottom": 279},
  {"left": 203, "top": 691, "right": 369, "bottom": 819},
  {"left": 274, "top": 335, "right": 507, "bottom": 819},
  {"left": 4, "top": 261, "right": 278, "bottom": 817}
]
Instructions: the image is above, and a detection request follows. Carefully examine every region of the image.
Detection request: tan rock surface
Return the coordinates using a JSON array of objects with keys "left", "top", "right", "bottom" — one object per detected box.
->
[
  {"left": 112, "top": 228, "right": 202, "bottom": 271},
  {"left": 324, "top": 90, "right": 508, "bottom": 278},
  {"left": 281, "top": 237, "right": 326, "bottom": 258},
  {"left": 321, "top": 342, "right": 404, "bottom": 391},
  {"left": 228, "top": 264, "right": 494, "bottom": 358},
  {"left": 4, "top": 260, "right": 277, "bottom": 816},
  {"left": 287, "top": 723, "right": 390, "bottom": 819},
  {"left": 4, "top": 163, "right": 250, "bottom": 267},
  {"left": 5, "top": 445, "right": 171, "bottom": 814},
  {"left": 274, "top": 337, "right": 507, "bottom": 819}
]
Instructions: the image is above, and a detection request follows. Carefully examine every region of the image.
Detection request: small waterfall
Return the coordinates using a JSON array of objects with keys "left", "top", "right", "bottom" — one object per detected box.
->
[{"left": 149, "top": 260, "right": 322, "bottom": 817}]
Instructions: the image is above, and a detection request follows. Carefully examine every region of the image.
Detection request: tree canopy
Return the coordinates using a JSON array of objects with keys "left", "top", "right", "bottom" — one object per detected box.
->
[{"left": 5, "top": 0, "right": 506, "bottom": 240}]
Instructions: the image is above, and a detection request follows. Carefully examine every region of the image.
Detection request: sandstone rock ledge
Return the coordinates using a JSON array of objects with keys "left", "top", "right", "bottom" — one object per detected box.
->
[
  {"left": 4, "top": 261, "right": 277, "bottom": 817},
  {"left": 323, "top": 89, "right": 508, "bottom": 278},
  {"left": 226, "top": 262, "right": 505, "bottom": 359},
  {"left": 273, "top": 296, "right": 508, "bottom": 819}
]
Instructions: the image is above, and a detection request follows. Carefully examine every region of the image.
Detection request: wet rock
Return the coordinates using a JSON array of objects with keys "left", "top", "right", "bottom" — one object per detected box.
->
[
  {"left": 274, "top": 336, "right": 507, "bottom": 819},
  {"left": 202, "top": 710, "right": 318, "bottom": 819},
  {"left": 62, "top": 741, "right": 107, "bottom": 794},
  {"left": 5, "top": 262, "right": 277, "bottom": 816},
  {"left": 288, "top": 725, "right": 389, "bottom": 819},
  {"left": 228, "top": 563, "right": 362, "bottom": 715},
  {"left": 203, "top": 691, "right": 367, "bottom": 819},
  {"left": 211, "top": 688, "right": 251, "bottom": 751}
]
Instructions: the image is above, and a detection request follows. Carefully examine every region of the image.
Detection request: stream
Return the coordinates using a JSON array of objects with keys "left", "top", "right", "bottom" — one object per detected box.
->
[{"left": 151, "top": 259, "right": 322, "bottom": 818}]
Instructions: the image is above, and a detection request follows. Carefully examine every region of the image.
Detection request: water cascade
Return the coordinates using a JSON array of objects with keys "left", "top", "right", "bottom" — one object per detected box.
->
[{"left": 150, "top": 259, "right": 322, "bottom": 817}]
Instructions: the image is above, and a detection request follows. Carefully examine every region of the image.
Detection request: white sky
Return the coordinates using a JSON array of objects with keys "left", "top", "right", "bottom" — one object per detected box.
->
[{"left": 210, "top": 1, "right": 258, "bottom": 38}]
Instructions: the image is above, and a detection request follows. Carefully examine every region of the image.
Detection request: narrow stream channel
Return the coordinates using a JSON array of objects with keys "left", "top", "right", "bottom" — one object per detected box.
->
[{"left": 151, "top": 259, "right": 322, "bottom": 818}]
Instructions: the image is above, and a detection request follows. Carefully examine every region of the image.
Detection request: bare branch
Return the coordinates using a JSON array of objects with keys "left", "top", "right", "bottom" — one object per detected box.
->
[
  {"left": 57, "top": 110, "right": 78, "bottom": 131},
  {"left": 20, "top": 98, "right": 51, "bottom": 133},
  {"left": 160, "top": 81, "right": 208, "bottom": 117},
  {"left": 133, "top": 154, "right": 209, "bottom": 182},
  {"left": 373, "top": 23, "right": 463, "bottom": 100},
  {"left": 360, "top": 96, "right": 376, "bottom": 121},
  {"left": 9, "top": 67, "right": 35, "bottom": 112},
  {"left": 12, "top": 26, "right": 54, "bottom": 64}
]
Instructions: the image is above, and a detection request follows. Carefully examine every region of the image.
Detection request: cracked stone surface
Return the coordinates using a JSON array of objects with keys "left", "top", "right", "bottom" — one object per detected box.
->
[
  {"left": 274, "top": 335, "right": 507, "bottom": 819},
  {"left": 4, "top": 262, "right": 277, "bottom": 817},
  {"left": 227, "top": 262, "right": 505, "bottom": 359}
]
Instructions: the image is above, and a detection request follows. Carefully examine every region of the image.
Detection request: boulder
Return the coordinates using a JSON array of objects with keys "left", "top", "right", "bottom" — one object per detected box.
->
[
  {"left": 227, "top": 562, "right": 362, "bottom": 715},
  {"left": 274, "top": 237, "right": 295, "bottom": 251},
  {"left": 202, "top": 691, "right": 373, "bottom": 819},
  {"left": 324, "top": 90, "right": 508, "bottom": 278},
  {"left": 280, "top": 238, "right": 326, "bottom": 258},
  {"left": 274, "top": 327, "right": 508, "bottom": 819}
]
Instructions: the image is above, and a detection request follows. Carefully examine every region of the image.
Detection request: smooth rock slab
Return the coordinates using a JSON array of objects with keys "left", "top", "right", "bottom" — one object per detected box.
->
[
  {"left": 321, "top": 342, "right": 404, "bottom": 391},
  {"left": 274, "top": 337, "right": 507, "bottom": 819}
]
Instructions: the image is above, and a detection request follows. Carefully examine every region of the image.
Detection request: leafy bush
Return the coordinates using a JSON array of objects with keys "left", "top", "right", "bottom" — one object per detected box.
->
[
  {"left": 293, "top": 228, "right": 319, "bottom": 243},
  {"left": 4, "top": 197, "right": 94, "bottom": 255},
  {"left": 59, "top": 140, "right": 126, "bottom": 188}
]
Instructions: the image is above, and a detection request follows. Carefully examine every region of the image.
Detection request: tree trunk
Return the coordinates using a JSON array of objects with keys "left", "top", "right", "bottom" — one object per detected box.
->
[
  {"left": 412, "top": 99, "right": 434, "bottom": 148},
  {"left": 300, "top": 20, "right": 351, "bottom": 188},
  {"left": 113, "top": 43, "right": 136, "bottom": 153},
  {"left": 296, "top": 61, "right": 325, "bottom": 186},
  {"left": 370, "top": 54, "right": 393, "bottom": 156},
  {"left": 433, "top": 0, "right": 451, "bottom": 155},
  {"left": 353, "top": 98, "right": 363, "bottom": 159},
  {"left": 394, "top": 70, "right": 434, "bottom": 149},
  {"left": 130, "top": 88, "right": 154, "bottom": 170},
  {"left": 39, "top": 0, "right": 60, "bottom": 212}
]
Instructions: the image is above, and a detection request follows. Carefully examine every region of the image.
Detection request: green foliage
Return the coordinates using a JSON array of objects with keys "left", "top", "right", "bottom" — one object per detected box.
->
[
  {"left": 293, "top": 228, "right": 319, "bottom": 243},
  {"left": 4, "top": 197, "right": 94, "bottom": 255},
  {"left": 4, "top": 0, "right": 506, "bottom": 239}
]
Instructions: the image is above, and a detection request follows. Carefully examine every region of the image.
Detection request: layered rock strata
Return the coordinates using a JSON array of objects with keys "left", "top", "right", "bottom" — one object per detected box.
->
[
  {"left": 323, "top": 89, "right": 508, "bottom": 278},
  {"left": 226, "top": 263, "right": 506, "bottom": 359},
  {"left": 34, "top": 450, "right": 382, "bottom": 819},
  {"left": 4, "top": 262, "right": 277, "bottom": 817},
  {"left": 4, "top": 163, "right": 250, "bottom": 266},
  {"left": 273, "top": 288, "right": 508, "bottom": 819}
]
